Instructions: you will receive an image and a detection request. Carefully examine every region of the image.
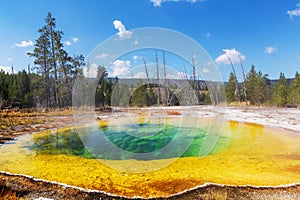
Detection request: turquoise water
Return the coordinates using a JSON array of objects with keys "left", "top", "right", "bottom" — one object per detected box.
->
[{"left": 26, "top": 123, "right": 230, "bottom": 160}]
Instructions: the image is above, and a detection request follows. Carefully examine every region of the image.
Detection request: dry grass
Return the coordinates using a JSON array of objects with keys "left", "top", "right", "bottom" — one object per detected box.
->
[
  {"left": 213, "top": 191, "right": 228, "bottom": 200},
  {"left": 228, "top": 101, "right": 249, "bottom": 106},
  {"left": 44, "top": 108, "right": 73, "bottom": 116},
  {"left": 0, "top": 108, "right": 73, "bottom": 130},
  {"left": 0, "top": 181, "right": 20, "bottom": 200},
  {"left": 0, "top": 111, "right": 46, "bottom": 130}
]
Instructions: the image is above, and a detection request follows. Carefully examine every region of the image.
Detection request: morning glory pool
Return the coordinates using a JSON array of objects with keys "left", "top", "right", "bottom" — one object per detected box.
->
[{"left": 0, "top": 117, "right": 299, "bottom": 198}]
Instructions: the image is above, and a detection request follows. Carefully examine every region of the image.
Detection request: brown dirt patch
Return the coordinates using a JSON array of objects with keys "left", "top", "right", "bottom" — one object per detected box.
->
[{"left": 1, "top": 172, "right": 300, "bottom": 199}]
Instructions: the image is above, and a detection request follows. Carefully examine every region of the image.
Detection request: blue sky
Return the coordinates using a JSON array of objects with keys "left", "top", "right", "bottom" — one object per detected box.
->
[{"left": 0, "top": 0, "right": 300, "bottom": 81}]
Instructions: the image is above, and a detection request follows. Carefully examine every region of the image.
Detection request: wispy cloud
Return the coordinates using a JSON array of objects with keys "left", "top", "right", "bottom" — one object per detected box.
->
[
  {"left": 287, "top": 3, "right": 300, "bottom": 19},
  {"left": 205, "top": 32, "right": 211, "bottom": 38},
  {"left": 64, "top": 36, "right": 79, "bottom": 46},
  {"left": 133, "top": 72, "right": 147, "bottom": 79},
  {"left": 264, "top": 47, "right": 277, "bottom": 54},
  {"left": 167, "top": 71, "right": 189, "bottom": 80},
  {"left": 215, "top": 49, "right": 246, "bottom": 65},
  {"left": 7, "top": 58, "right": 12, "bottom": 62},
  {"left": 71, "top": 36, "right": 79, "bottom": 43},
  {"left": 14, "top": 40, "right": 34, "bottom": 48},
  {"left": 96, "top": 53, "right": 109, "bottom": 60},
  {"left": 134, "top": 38, "right": 139, "bottom": 45},
  {"left": 132, "top": 55, "right": 140, "bottom": 62},
  {"left": 150, "top": 0, "right": 204, "bottom": 7},
  {"left": 151, "top": 0, "right": 163, "bottom": 7},
  {"left": 202, "top": 67, "right": 210, "bottom": 74},
  {"left": 64, "top": 41, "right": 72, "bottom": 46},
  {"left": 113, "top": 20, "right": 132, "bottom": 39}
]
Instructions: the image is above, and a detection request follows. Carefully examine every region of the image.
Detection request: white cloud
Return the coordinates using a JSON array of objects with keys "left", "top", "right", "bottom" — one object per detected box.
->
[
  {"left": 96, "top": 53, "right": 109, "bottom": 59},
  {"left": 113, "top": 20, "right": 132, "bottom": 39},
  {"left": 264, "top": 47, "right": 277, "bottom": 54},
  {"left": 65, "top": 41, "right": 72, "bottom": 46},
  {"left": 167, "top": 71, "right": 188, "bottom": 79},
  {"left": 215, "top": 49, "right": 246, "bottom": 65},
  {"left": 71, "top": 37, "right": 79, "bottom": 43},
  {"left": 287, "top": 4, "right": 300, "bottom": 19},
  {"left": 151, "top": 0, "right": 163, "bottom": 7},
  {"left": 133, "top": 72, "right": 147, "bottom": 78},
  {"left": 134, "top": 38, "right": 139, "bottom": 45},
  {"left": 14, "top": 40, "right": 34, "bottom": 48},
  {"left": 205, "top": 32, "right": 211, "bottom": 38},
  {"left": 109, "top": 59, "right": 131, "bottom": 77},
  {"left": 150, "top": 0, "right": 204, "bottom": 7},
  {"left": 133, "top": 55, "right": 140, "bottom": 62},
  {"left": 202, "top": 68, "right": 210, "bottom": 74},
  {"left": 7, "top": 58, "right": 12, "bottom": 62},
  {"left": 64, "top": 37, "right": 79, "bottom": 46},
  {"left": 83, "top": 63, "right": 98, "bottom": 78},
  {"left": 0, "top": 66, "right": 13, "bottom": 74},
  {"left": 177, "top": 71, "right": 188, "bottom": 79}
]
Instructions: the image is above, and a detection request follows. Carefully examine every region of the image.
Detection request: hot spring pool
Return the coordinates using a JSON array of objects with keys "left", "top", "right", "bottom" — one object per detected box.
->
[
  {"left": 0, "top": 117, "right": 299, "bottom": 198},
  {"left": 24, "top": 123, "right": 229, "bottom": 160}
]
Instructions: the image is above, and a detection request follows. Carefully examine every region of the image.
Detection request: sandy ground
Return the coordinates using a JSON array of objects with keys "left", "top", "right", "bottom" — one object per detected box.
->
[
  {"left": 132, "top": 106, "right": 300, "bottom": 133},
  {"left": 223, "top": 106, "right": 300, "bottom": 133}
]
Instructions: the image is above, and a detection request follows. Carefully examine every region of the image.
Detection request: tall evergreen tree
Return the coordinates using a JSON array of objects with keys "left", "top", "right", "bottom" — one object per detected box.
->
[
  {"left": 245, "top": 65, "right": 257, "bottom": 105},
  {"left": 0, "top": 71, "right": 9, "bottom": 101},
  {"left": 28, "top": 12, "right": 70, "bottom": 109},
  {"left": 244, "top": 65, "right": 270, "bottom": 105},
  {"left": 260, "top": 73, "right": 272, "bottom": 104},
  {"left": 226, "top": 72, "right": 236, "bottom": 103},
  {"left": 272, "top": 72, "right": 288, "bottom": 107},
  {"left": 28, "top": 29, "right": 51, "bottom": 109},
  {"left": 45, "top": 12, "right": 64, "bottom": 107},
  {"left": 287, "top": 71, "right": 300, "bottom": 106}
]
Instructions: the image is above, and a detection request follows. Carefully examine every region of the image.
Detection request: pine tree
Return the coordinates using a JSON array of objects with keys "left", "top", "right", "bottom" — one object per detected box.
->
[
  {"left": 28, "top": 12, "right": 67, "bottom": 109},
  {"left": 28, "top": 27, "right": 51, "bottom": 109},
  {"left": 0, "top": 71, "right": 9, "bottom": 101},
  {"left": 287, "top": 71, "right": 300, "bottom": 106},
  {"left": 260, "top": 73, "right": 271, "bottom": 105},
  {"left": 45, "top": 12, "right": 64, "bottom": 107},
  {"left": 272, "top": 72, "right": 288, "bottom": 107},
  {"left": 245, "top": 65, "right": 258, "bottom": 105},
  {"left": 226, "top": 72, "right": 236, "bottom": 103},
  {"left": 17, "top": 70, "right": 32, "bottom": 107},
  {"left": 119, "top": 84, "right": 131, "bottom": 107}
]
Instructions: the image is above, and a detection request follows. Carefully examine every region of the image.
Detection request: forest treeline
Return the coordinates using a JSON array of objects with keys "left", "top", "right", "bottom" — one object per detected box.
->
[
  {"left": 226, "top": 66, "right": 300, "bottom": 107},
  {"left": 0, "top": 12, "right": 299, "bottom": 109},
  {"left": 1, "top": 65, "right": 299, "bottom": 109}
]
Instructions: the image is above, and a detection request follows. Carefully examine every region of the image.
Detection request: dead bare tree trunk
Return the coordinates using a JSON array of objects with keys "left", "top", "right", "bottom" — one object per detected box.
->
[
  {"left": 163, "top": 51, "right": 168, "bottom": 106},
  {"left": 238, "top": 54, "right": 248, "bottom": 105},
  {"left": 142, "top": 55, "right": 151, "bottom": 106},
  {"left": 192, "top": 55, "right": 198, "bottom": 103},
  {"left": 155, "top": 50, "right": 160, "bottom": 106},
  {"left": 225, "top": 54, "right": 240, "bottom": 102},
  {"left": 142, "top": 56, "right": 150, "bottom": 85}
]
